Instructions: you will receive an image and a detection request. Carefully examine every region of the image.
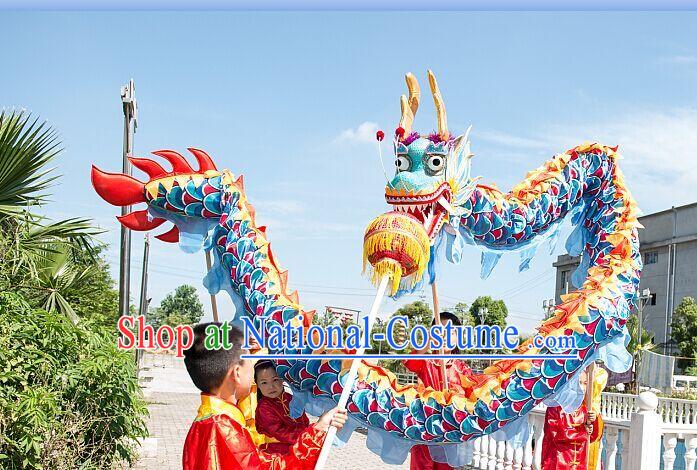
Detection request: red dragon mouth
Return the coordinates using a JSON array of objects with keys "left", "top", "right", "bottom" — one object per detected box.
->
[{"left": 385, "top": 182, "right": 452, "bottom": 241}]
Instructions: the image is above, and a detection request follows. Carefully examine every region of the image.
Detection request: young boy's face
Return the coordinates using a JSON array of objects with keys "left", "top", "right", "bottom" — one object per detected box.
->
[
  {"left": 444, "top": 319, "right": 457, "bottom": 353},
  {"left": 256, "top": 367, "right": 284, "bottom": 399},
  {"left": 228, "top": 355, "right": 256, "bottom": 400},
  {"left": 579, "top": 370, "right": 588, "bottom": 392}
]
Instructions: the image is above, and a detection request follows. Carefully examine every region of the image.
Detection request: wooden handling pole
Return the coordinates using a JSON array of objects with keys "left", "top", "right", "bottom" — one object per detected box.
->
[
  {"left": 205, "top": 251, "right": 219, "bottom": 322},
  {"left": 431, "top": 282, "right": 448, "bottom": 392},
  {"left": 585, "top": 361, "right": 596, "bottom": 466},
  {"left": 314, "top": 275, "right": 390, "bottom": 470}
]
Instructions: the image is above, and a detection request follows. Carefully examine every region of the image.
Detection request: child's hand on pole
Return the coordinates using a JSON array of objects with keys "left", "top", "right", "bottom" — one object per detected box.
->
[
  {"left": 587, "top": 410, "right": 597, "bottom": 423},
  {"left": 316, "top": 407, "right": 348, "bottom": 432}
]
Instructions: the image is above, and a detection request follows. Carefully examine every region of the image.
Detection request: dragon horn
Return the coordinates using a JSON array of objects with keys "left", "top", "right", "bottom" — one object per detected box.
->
[
  {"left": 399, "top": 73, "right": 420, "bottom": 136},
  {"left": 427, "top": 70, "right": 449, "bottom": 140},
  {"left": 152, "top": 149, "right": 195, "bottom": 173}
]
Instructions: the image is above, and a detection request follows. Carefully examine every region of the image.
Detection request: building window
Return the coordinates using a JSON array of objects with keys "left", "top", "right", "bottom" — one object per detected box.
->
[
  {"left": 650, "top": 293, "right": 657, "bottom": 306},
  {"left": 645, "top": 251, "right": 658, "bottom": 265},
  {"left": 561, "top": 270, "right": 569, "bottom": 288}
]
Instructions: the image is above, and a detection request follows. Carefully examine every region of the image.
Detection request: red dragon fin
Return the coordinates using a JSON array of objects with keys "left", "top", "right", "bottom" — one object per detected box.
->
[
  {"left": 129, "top": 157, "right": 168, "bottom": 179},
  {"left": 117, "top": 210, "right": 166, "bottom": 231},
  {"left": 152, "top": 149, "right": 195, "bottom": 173},
  {"left": 91, "top": 165, "right": 145, "bottom": 206},
  {"left": 188, "top": 147, "right": 218, "bottom": 172},
  {"left": 155, "top": 225, "right": 180, "bottom": 243}
]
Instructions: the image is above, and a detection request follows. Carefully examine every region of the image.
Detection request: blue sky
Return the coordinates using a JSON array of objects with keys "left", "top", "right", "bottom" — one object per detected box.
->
[{"left": 2, "top": 12, "right": 697, "bottom": 333}]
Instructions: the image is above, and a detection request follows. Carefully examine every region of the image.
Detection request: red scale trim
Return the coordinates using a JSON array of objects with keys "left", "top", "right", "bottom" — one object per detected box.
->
[{"left": 476, "top": 417, "right": 490, "bottom": 430}]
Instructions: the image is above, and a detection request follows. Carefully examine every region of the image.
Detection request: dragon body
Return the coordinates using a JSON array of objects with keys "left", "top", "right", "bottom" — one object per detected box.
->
[{"left": 91, "top": 72, "right": 641, "bottom": 465}]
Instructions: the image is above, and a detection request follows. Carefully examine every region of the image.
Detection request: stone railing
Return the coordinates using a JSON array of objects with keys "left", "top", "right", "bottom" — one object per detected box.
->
[
  {"left": 469, "top": 392, "right": 697, "bottom": 470},
  {"left": 601, "top": 391, "right": 697, "bottom": 426}
]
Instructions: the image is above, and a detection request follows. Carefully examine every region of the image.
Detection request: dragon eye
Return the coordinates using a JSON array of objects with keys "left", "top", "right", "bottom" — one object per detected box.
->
[
  {"left": 426, "top": 154, "right": 445, "bottom": 174},
  {"left": 395, "top": 155, "right": 411, "bottom": 172}
]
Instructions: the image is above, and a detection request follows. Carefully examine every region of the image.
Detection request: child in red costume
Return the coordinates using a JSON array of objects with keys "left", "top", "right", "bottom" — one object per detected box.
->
[
  {"left": 182, "top": 322, "right": 347, "bottom": 469},
  {"left": 254, "top": 360, "right": 311, "bottom": 455},
  {"left": 402, "top": 311, "right": 474, "bottom": 470},
  {"left": 540, "top": 370, "right": 602, "bottom": 470}
]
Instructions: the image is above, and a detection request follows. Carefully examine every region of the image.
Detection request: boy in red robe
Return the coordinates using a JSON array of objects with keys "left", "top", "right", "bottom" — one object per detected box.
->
[
  {"left": 540, "top": 370, "right": 602, "bottom": 470},
  {"left": 254, "top": 360, "right": 311, "bottom": 454},
  {"left": 182, "top": 322, "right": 347, "bottom": 469},
  {"left": 403, "top": 311, "right": 474, "bottom": 470}
]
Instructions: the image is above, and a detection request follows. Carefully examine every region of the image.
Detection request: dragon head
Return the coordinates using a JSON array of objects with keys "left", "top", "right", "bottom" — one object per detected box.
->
[{"left": 385, "top": 71, "right": 476, "bottom": 243}]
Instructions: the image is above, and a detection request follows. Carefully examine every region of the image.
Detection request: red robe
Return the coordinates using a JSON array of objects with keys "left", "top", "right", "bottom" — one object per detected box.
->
[
  {"left": 255, "top": 392, "right": 311, "bottom": 455},
  {"left": 404, "top": 354, "right": 474, "bottom": 470},
  {"left": 541, "top": 404, "right": 602, "bottom": 470},
  {"left": 183, "top": 394, "right": 326, "bottom": 469}
]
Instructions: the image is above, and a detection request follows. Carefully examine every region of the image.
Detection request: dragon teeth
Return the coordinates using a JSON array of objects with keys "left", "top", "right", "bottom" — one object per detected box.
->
[{"left": 424, "top": 212, "right": 432, "bottom": 227}]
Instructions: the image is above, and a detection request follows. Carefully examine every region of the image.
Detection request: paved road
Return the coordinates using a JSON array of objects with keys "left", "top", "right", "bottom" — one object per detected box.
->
[{"left": 133, "top": 353, "right": 410, "bottom": 469}]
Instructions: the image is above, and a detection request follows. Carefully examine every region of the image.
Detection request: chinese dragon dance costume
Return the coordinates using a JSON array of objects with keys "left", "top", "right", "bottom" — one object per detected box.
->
[{"left": 91, "top": 71, "right": 641, "bottom": 467}]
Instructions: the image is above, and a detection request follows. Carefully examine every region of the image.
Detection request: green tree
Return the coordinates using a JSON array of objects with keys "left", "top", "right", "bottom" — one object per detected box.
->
[
  {"left": 0, "top": 292, "right": 148, "bottom": 467},
  {"left": 467, "top": 296, "right": 508, "bottom": 328},
  {"left": 157, "top": 284, "right": 205, "bottom": 326},
  {"left": 312, "top": 309, "right": 337, "bottom": 328},
  {"left": 0, "top": 111, "right": 146, "bottom": 468},
  {"left": 367, "top": 318, "right": 393, "bottom": 355},
  {"left": 626, "top": 313, "right": 655, "bottom": 357},
  {"left": 452, "top": 302, "right": 472, "bottom": 325},
  {"left": 25, "top": 243, "right": 98, "bottom": 323},
  {"left": 671, "top": 297, "right": 697, "bottom": 370},
  {"left": 0, "top": 110, "right": 100, "bottom": 322},
  {"left": 0, "top": 111, "right": 96, "bottom": 265},
  {"left": 70, "top": 250, "right": 120, "bottom": 327},
  {"left": 393, "top": 300, "right": 433, "bottom": 327}
]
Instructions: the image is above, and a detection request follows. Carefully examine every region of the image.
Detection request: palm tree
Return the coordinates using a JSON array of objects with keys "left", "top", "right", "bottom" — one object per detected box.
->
[
  {"left": 0, "top": 110, "right": 100, "bottom": 320},
  {"left": 627, "top": 313, "right": 656, "bottom": 356}
]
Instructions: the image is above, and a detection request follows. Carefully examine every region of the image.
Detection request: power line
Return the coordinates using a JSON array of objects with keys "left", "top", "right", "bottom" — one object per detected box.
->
[
  {"left": 104, "top": 253, "right": 553, "bottom": 318},
  {"left": 506, "top": 273, "right": 557, "bottom": 300},
  {"left": 495, "top": 270, "right": 554, "bottom": 298}
]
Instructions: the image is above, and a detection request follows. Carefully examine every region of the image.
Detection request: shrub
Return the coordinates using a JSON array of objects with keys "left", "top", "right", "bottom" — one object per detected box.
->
[{"left": 0, "top": 292, "right": 148, "bottom": 469}]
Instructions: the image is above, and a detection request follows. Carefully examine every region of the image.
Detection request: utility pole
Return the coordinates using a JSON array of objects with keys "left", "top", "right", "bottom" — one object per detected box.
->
[
  {"left": 478, "top": 306, "right": 488, "bottom": 325},
  {"left": 635, "top": 288, "right": 652, "bottom": 392},
  {"left": 375, "top": 318, "right": 384, "bottom": 355},
  {"left": 136, "top": 234, "right": 150, "bottom": 371},
  {"left": 138, "top": 234, "right": 151, "bottom": 319},
  {"left": 542, "top": 298, "right": 555, "bottom": 319},
  {"left": 119, "top": 80, "right": 137, "bottom": 319},
  {"left": 478, "top": 306, "right": 490, "bottom": 367}
]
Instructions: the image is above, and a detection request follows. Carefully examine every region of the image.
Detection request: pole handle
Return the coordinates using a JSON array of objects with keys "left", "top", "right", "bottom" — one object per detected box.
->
[
  {"left": 585, "top": 361, "right": 596, "bottom": 465},
  {"left": 205, "top": 250, "right": 219, "bottom": 322},
  {"left": 314, "top": 275, "right": 390, "bottom": 470},
  {"left": 431, "top": 282, "right": 448, "bottom": 392}
]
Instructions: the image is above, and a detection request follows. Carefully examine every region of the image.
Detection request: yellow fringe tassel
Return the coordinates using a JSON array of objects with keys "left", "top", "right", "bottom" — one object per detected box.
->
[{"left": 363, "top": 213, "right": 430, "bottom": 295}]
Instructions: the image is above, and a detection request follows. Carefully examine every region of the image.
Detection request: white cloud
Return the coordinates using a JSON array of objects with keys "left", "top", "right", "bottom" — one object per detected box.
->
[
  {"left": 334, "top": 121, "right": 380, "bottom": 144},
  {"left": 476, "top": 108, "right": 697, "bottom": 213}
]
